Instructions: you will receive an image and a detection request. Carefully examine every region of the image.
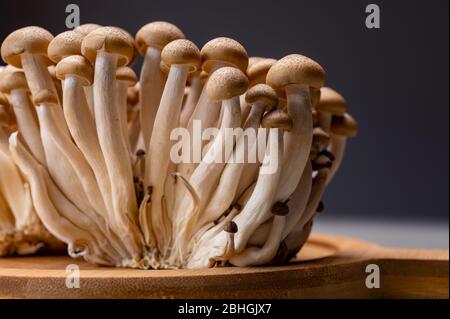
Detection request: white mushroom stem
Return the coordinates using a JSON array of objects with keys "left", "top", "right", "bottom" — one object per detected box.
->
[
  {"left": 9, "top": 133, "right": 112, "bottom": 265},
  {"left": 171, "top": 95, "right": 242, "bottom": 259},
  {"left": 83, "top": 86, "right": 95, "bottom": 119},
  {"left": 198, "top": 101, "right": 265, "bottom": 229},
  {"left": 327, "top": 134, "right": 346, "bottom": 184},
  {"left": 317, "top": 111, "right": 332, "bottom": 133},
  {"left": 9, "top": 89, "right": 46, "bottom": 164},
  {"left": 180, "top": 76, "right": 202, "bottom": 128},
  {"left": 248, "top": 162, "right": 312, "bottom": 246},
  {"left": 117, "top": 80, "right": 132, "bottom": 154},
  {"left": 230, "top": 213, "right": 286, "bottom": 266},
  {"left": 93, "top": 51, "right": 140, "bottom": 255},
  {"left": 232, "top": 127, "right": 284, "bottom": 253},
  {"left": 143, "top": 64, "right": 189, "bottom": 251},
  {"left": 140, "top": 47, "right": 166, "bottom": 149},
  {"left": 128, "top": 108, "right": 142, "bottom": 153},
  {"left": 276, "top": 84, "right": 313, "bottom": 201}
]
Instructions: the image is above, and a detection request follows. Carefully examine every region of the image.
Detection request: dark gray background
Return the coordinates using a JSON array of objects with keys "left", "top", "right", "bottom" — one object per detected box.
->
[{"left": 1, "top": 0, "right": 448, "bottom": 223}]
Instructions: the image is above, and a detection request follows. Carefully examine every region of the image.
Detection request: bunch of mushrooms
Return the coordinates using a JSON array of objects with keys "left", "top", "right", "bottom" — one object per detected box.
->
[{"left": 0, "top": 22, "right": 357, "bottom": 269}]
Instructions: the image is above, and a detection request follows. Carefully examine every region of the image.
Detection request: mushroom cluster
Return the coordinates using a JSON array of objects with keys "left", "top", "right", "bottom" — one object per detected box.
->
[{"left": 0, "top": 22, "right": 357, "bottom": 269}]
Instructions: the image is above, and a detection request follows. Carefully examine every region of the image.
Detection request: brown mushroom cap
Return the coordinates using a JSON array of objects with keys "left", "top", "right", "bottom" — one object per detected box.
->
[
  {"left": 47, "top": 31, "right": 84, "bottom": 63},
  {"left": 247, "top": 56, "right": 265, "bottom": 69},
  {"left": 127, "top": 83, "right": 139, "bottom": 106},
  {"left": 224, "top": 221, "right": 238, "bottom": 234},
  {"left": 135, "top": 21, "right": 185, "bottom": 55},
  {"left": 206, "top": 66, "right": 249, "bottom": 101},
  {"left": 330, "top": 113, "right": 358, "bottom": 137},
  {"left": 0, "top": 67, "right": 28, "bottom": 93},
  {"left": 81, "top": 26, "right": 135, "bottom": 67},
  {"left": 116, "top": 66, "right": 137, "bottom": 86},
  {"left": 271, "top": 202, "right": 289, "bottom": 216},
  {"left": 74, "top": 23, "right": 102, "bottom": 36},
  {"left": 55, "top": 55, "right": 93, "bottom": 86},
  {"left": 261, "top": 109, "right": 293, "bottom": 131},
  {"left": 201, "top": 37, "right": 248, "bottom": 73},
  {"left": 1, "top": 26, "right": 54, "bottom": 68},
  {"left": 160, "top": 39, "right": 201, "bottom": 73},
  {"left": 247, "top": 58, "right": 277, "bottom": 86},
  {"left": 315, "top": 87, "right": 346, "bottom": 115},
  {"left": 266, "top": 54, "right": 326, "bottom": 91},
  {"left": 312, "top": 127, "right": 330, "bottom": 148},
  {"left": 245, "top": 84, "right": 278, "bottom": 112},
  {"left": 32, "top": 88, "right": 58, "bottom": 106}
]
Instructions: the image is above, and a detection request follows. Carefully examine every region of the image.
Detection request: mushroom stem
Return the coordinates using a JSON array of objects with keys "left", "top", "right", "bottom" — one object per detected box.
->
[
  {"left": 83, "top": 86, "right": 95, "bottom": 119},
  {"left": 140, "top": 47, "right": 166, "bottom": 149},
  {"left": 143, "top": 64, "right": 189, "bottom": 250},
  {"left": 117, "top": 80, "right": 132, "bottom": 154},
  {"left": 180, "top": 75, "right": 202, "bottom": 128},
  {"left": 93, "top": 51, "right": 139, "bottom": 252},
  {"left": 327, "top": 134, "right": 346, "bottom": 184},
  {"left": 9, "top": 89, "right": 46, "bottom": 164}
]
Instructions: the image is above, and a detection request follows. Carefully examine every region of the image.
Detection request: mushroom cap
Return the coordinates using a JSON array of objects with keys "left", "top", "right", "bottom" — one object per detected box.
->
[
  {"left": 201, "top": 37, "right": 248, "bottom": 73},
  {"left": 271, "top": 202, "right": 289, "bottom": 216},
  {"left": 127, "top": 84, "right": 139, "bottom": 106},
  {"left": 245, "top": 84, "right": 278, "bottom": 111},
  {"left": 315, "top": 87, "right": 346, "bottom": 115},
  {"left": 47, "top": 30, "right": 84, "bottom": 63},
  {"left": 0, "top": 67, "right": 28, "bottom": 93},
  {"left": 206, "top": 67, "right": 249, "bottom": 101},
  {"left": 312, "top": 127, "right": 330, "bottom": 148},
  {"left": 224, "top": 221, "right": 238, "bottom": 234},
  {"left": 32, "top": 88, "right": 58, "bottom": 106},
  {"left": 312, "top": 154, "right": 333, "bottom": 171},
  {"left": 247, "top": 56, "right": 265, "bottom": 69},
  {"left": 81, "top": 26, "right": 135, "bottom": 66},
  {"left": 74, "top": 23, "right": 102, "bottom": 36},
  {"left": 116, "top": 66, "right": 137, "bottom": 86},
  {"left": 247, "top": 58, "right": 277, "bottom": 86},
  {"left": 135, "top": 21, "right": 185, "bottom": 55},
  {"left": 261, "top": 109, "right": 293, "bottom": 131},
  {"left": 266, "top": 54, "right": 326, "bottom": 90},
  {"left": 55, "top": 55, "right": 93, "bottom": 86},
  {"left": 161, "top": 39, "right": 201, "bottom": 73},
  {"left": 1, "top": 26, "right": 54, "bottom": 68},
  {"left": 330, "top": 113, "right": 358, "bottom": 137}
]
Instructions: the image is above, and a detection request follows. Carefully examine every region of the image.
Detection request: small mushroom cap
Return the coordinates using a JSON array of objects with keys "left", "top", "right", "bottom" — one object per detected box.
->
[
  {"left": 247, "top": 58, "right": 277, "bottom": 86},
  {"left": 47, "top": 31, "right": 84, "bottom": 63},
  {"left": 245, "top": 84, "right": 278, "bottom": 112},
  {"left": 135, "top": 21, "right": 185, "bottom": 55},
  {"left": 74, "top": 23, "right": 102, "bottom": 36},
  {"left": 261, "top": 109, "right": 293, "bottom": 131},
  {"left": 0, "top": 67, "right": 28, "bottom": 93},
  {"left": 312, "top": 127, "right": 330, "bottom": 148},
  {"left": 161, "top": 39, "right": 201, "bottom": 73},
  {"left": 1, "top": 26, "right": 54, "bottom": 68},
  {"left": 201, "top": 37, "right": 248, "bottom": 73},
  {"left": 266, "top": 54, "right": 326, "bottom": 90},
  {"left": 247, "top": 56, "right": 265, "bottom": 69},
  {"left": 55, "top": 55, "right": 93, "bottom": 86},
  {"left": 224, "top": 221, "right": 238, "bottom": 234},
  {"left": 81, "top": 27, "right": 135, "bottom": 66},
  {"left": 116, "top": 66, "right": 137, "bottom": 86},
  {"left": 127, "top": 83, "right": 139, "bottom": 106},
  {"left": 272, "top": 202, "right": 289, "bottom": 216},
  {"left": 32, "top": 88, "right": 58, "bottom": 106},
  {"left": 330, "top": 113, "right": 358, "bottom": 137},
  {"left": 206, "top": 66, "right": 249, "bottom": 101},
  {"left": 312, "top": 154, "right": 333, "bottom": 171},
  {"left": 316, "top": 87, "right": 346, "bottom": 115}
]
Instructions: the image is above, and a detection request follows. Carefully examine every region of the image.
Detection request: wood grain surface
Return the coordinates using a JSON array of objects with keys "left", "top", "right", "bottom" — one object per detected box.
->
[{"left": 0, "top": 234, "right": 447, "bottom": 299}]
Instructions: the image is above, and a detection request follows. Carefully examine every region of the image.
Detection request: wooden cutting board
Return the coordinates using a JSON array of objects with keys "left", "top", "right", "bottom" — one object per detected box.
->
[{"left": 0, "top": 234, "right": 447, "bottom": 299}]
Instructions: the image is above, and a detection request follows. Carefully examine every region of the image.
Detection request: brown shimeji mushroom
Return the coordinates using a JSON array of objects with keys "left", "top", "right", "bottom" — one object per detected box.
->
[
  {"left": 135, "top": 21, "right": 185, "bottom": 150},
  {"left": 315, "top": 87, "right": 346, "bottom": 134},
  {"left": 327, "top": 112, "right": 358, "bottom": 184}
]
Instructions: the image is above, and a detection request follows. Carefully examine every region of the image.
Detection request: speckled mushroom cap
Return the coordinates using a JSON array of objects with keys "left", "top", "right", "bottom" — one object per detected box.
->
[
  {"left": 55, "top": 55, "right": 93, "bottom": 86},
  {"left": 245, "top": 84, "right": 278, "bottom": 112},
  {"left": 47, "top": 31, "right": 84, "bottom": 64},
  {"left": 201, "top": 37, "right": 248, "bottom": 74},
  {"left": 0, "top": 67, "right": 28, "bottom": 93},
  {"left": 1, "top": 26, "right": 54, "bottom": 68},
  {"left": 135, "top": 21, "right": 185, "bottom": 55},
  {"left": 266, "top": 54, "right": 326, "bottom": 91},
  {"left": 81, "top": 27, "right": 135, "bottom": 67},
  {"left": 315, "top": 87, "right": 346, "bottom": 116},
  {"left": 116, "top": 66, "right": 137, "bottom": 86},
  {"left": 330, "top": 113, "right": 358, "bottom": 137},
  {"left": 312, "top": 127, "right": 330, "bottom": 148},
  {"left": 160, "top": 39, "right": 201, "bottom": 73},
  {"left": 74, "top": 24, "right": 102, "bottom": 36},
  {"left": 247, "top": 58, "right": 277, "bottom": 86},
  {"left": 206, "top": 66, "right": 249, "bottom": 101},
  {"left": 261, "top": 109, "right": 293, "bottom": 131}
]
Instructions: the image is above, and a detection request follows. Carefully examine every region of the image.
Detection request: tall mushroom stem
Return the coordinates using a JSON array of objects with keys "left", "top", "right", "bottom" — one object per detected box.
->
[
  {"left": 180, "top": 75, "right": 202, "bottom": 128},
  {"left": 327, "top": 134, "right": 346, "bottom": 184}
]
